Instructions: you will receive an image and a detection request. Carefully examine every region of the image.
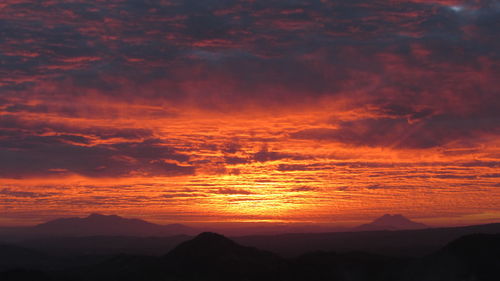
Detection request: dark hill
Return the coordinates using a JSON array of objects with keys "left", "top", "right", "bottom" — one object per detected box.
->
[
  {"left": 164, "top": 232, "right": 288, "bottom": 281},
  {"left": 54, "top": 232, "right": 289, "bottom": 281},
  {"left": 165, "top": 232, "right": 255, "bottom": 258},
  {"left": 3, "top": 232, "right": 500, "bottom": 281},
  {"left": 354, "top": 214, "right": 428, "bottom": 231}
]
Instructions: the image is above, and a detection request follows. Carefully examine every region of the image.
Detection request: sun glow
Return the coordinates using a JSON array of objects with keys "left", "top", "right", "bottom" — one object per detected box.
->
[{"left": 1, "top": 0, "right": 500, "bottom": 227}]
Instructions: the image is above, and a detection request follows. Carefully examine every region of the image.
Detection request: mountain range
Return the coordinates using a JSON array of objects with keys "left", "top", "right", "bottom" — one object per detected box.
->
[
  {"left": 0, "top": 213, "right": 428, "bottom": 241},
  {"left": 1, "top": 213, "right": 499, "bottom": 259},
  {"left": 2, "top": 231, "right": 500, "bottom": 281},
  {"left": 0, "top": 213, "right": 199, "bottom": 241}
]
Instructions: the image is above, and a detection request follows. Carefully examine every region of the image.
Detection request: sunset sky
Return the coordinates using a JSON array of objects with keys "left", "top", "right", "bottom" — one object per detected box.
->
[{"left": 1, "top": 0, "right": 499, "bottom": 227}]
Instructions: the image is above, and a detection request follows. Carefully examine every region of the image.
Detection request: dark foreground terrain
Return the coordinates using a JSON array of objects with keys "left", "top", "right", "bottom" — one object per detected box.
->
[{"left": 1, "top": 231, "right": 499, "bottom": 281}]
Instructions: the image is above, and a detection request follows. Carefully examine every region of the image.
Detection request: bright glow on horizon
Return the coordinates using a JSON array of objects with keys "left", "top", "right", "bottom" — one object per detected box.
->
[{"left": 1, "top": 0, "right": 499, "bottom": 227}]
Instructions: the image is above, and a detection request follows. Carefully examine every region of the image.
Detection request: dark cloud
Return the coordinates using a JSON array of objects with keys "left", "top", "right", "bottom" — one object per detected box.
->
[
  {"left": 1, "top": 0, "right": 498, "bottom": 109},
  {"left": 375, "top": 104, "right": 435, "bottom": 121},
  {"left": 434, "top": 174, "right": 478, "bottom": 179},
  {"left": 0, "top": 128, "right": 194, "bottom": 178},
  {"left": 220, "top": 141, "right": 242, "bottom": 154},
  {"left": 0, "top": 0, "right": 499, "bottom": 177},
  {"left": 217, "top": 188, "right": 254, "bottom": 195},
  {"left": 482, "top": 173, "right": 500, "bottom": 178},
  {"left": 366, "top": 184, "right": 387, "bottom": 190},
  {"left": 460, "top": 161, "right": 500, "bottom": 168},
  {"left": 0, "top": 115, "right": 154, "bottom": 141},
  {"left": 224, "top": 156, "right": 250, "bottom": 165},
  {"left": 277, "top": 164, "right": 314, "bottom": 172},
  {"left": 277, "top": 163, "right": 332, "bottom": 171},
  {"left": 291, "top": 112, "right": 500, "bottom": 148},
  {"left": 252, "top": 146, "right": 309, "bottom": 162},
  {"left": 0, "top": 188, "right": 60, "bottom": 198},
  {"left": 253, "top": 146, "right": 291, "bottom": 162},
  {"left": 290, "top": 186, "right": 316, "bottom": 192},
  {"left": 162, "top": 193, "right": 206, "bottom": 199}
]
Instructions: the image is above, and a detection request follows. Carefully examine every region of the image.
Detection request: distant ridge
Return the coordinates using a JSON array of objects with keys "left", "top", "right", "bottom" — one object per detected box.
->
[
  {"left": 234, "top": 222, "right": 500, "bottom": 258},
  {"left": 354, "top": 214, "right": 428, "bottom": 231},
  {"left": 31, "top": 213, "right": 198, "bottom": 237},
  {"left": 3, "top": 231, "right": 500, "bottom": 281}
]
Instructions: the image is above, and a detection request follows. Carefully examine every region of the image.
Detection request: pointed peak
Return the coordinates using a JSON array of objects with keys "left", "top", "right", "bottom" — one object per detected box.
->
[
  {"left": 165, "top": 232, "right": 241, "bottom": 259},
  {"left": 354, "top": 214, "right": 428, "bottom": 231},
  {"left": 193, "top": 232, "right": 232, "bottom": 243},
  {"left": 88, "top": 213, "right": 105, "bottom": 218},
  {"left": 172, "top": 232, "right": 236, "bottom": 249},
  {"left": 380, "top": 214, "right": 405, "bottom": 218},
  {"left": 197, "top": 231, "right": 222, "bottom": 237},
  {"left": 374, "top": 214, "right": 411, "bottom": 223},
  {"left": 86, "top": 213, "right": 122, "bottom": 220}
]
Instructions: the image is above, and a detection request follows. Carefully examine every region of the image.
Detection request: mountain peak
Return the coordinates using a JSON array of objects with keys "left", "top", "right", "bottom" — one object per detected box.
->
[
  {"left": 87, "top": 213, "right": 122, "bottom": 220},
  {"left": 354, "top": 214, "right": 428, "bottom": 232},
  {"left": 194, "top": 232, "right": 230, "bottom": 241},
  {"left": 88, "top": 213, "right": 105, "bottom": 217},
  {"left": 381, "top": 213, "right": 404, "bottom": 218},
  {"left": 33, "top": 214, "right": 196, "bottom": 237},
  {"left": 164, "top": 232, "right": 284, "bottom": 278},
  {"left": 167, "top": 232, "right": 238, "bottom": 256},
  {"left": 165, "top": 231, "right": 269, "bottom": 261},
  {"left": 374, "top": 214, "right": 412, "bottom": 224}
]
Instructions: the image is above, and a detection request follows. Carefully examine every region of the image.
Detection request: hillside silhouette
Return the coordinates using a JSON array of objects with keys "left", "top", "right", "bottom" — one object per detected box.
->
[
  {"left": 163, "top": 232, "right": 287, "bottom": 281},
  {"left": 234, "top": 222, "right": 500, "bottom": 257},
  {"left": 1, "top": 214, "right": 500, "bottom": 280},
  {"left": 354, "top": 214, "right": 428, "bottom": 231},
  {"left": 2, "top": 231, "right": 500, "bottom": 281},
  {"left": 33, "top": 213, "right": 198, "bottom": 237},
  {"left": 2, "top": 214, "right": 500, "bottom": 258}
]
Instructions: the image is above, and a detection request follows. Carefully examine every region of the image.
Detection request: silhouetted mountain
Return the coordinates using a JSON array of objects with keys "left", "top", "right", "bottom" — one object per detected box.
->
[
  {"left": 0, "top": 214, "right": 198, "bottom": 240},
  {"left": 52, "top": 233, "right": 289, "bottom": 281},
  {"left": 2, "top": 231, "right": 500, "bottom": 281},
  {"left": 3, "top": 219, "right": 499, "bottom": 260},
  {"left": 164, "top": 232, "right": 288, "bottom": 280},
  {"left": 166, "top": 232, "right": 241, "bottom": 258},
  {"left": 354, "top": 214, "right": 428, "bottom": 231}
]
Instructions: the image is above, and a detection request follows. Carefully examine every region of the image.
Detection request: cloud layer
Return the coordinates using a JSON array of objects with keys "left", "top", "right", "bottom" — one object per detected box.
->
[{"left": 1, "top": 0, "right": 499, "bottom": 225}]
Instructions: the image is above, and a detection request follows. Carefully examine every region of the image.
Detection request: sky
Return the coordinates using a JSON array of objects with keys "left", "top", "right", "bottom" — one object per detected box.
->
[{"left": 0, "top": 0, "right": 499, "bottom": 227}]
